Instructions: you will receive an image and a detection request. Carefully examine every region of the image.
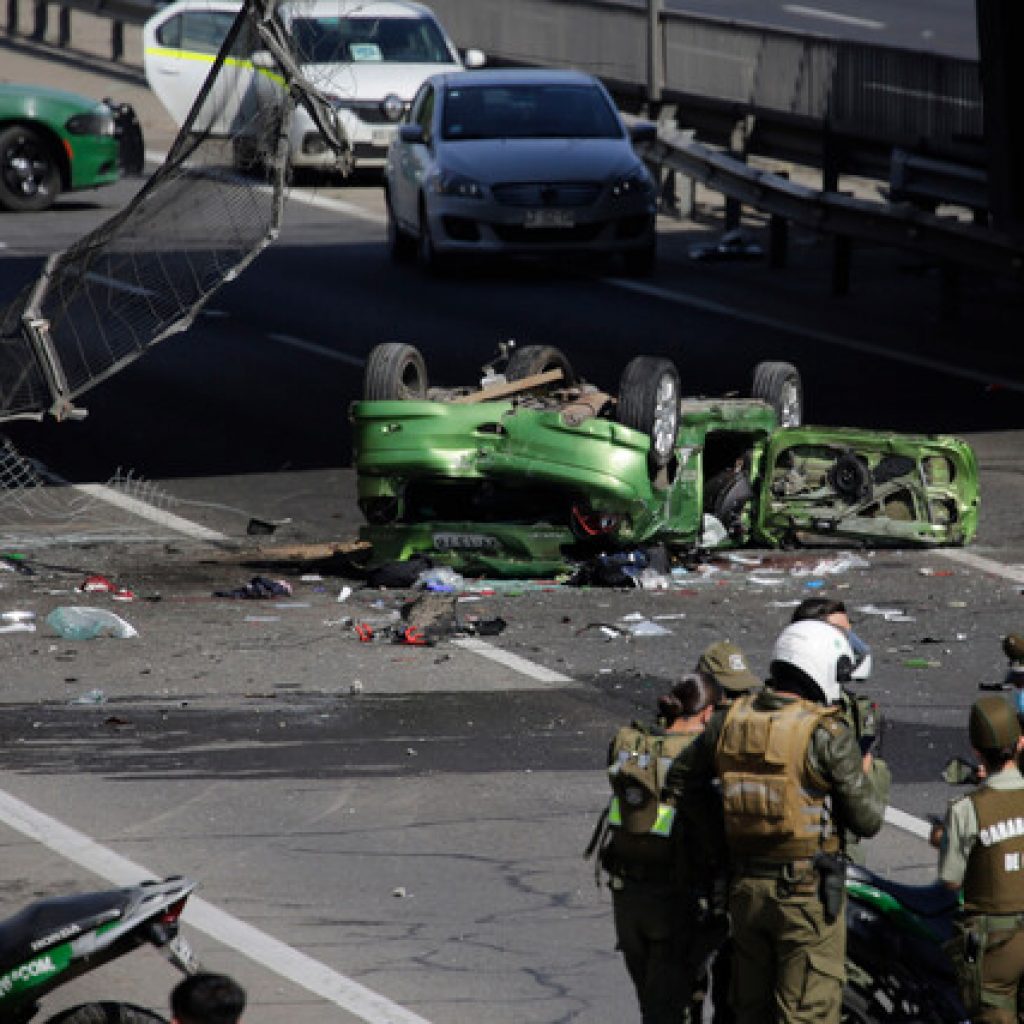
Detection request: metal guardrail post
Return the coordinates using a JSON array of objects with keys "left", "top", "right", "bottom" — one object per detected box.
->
[
  {"left": 112, "top": 18, "right": 124, "bottom": 60},
  {"left": 7, "top": 0, "right": 18, "bottom": 35},
  {"left": 31, "top": 0, "right": 46, "bottom": 39},
  {"left": 647, "top": 0, "right": 663, "bottom": 104},
  {"left": 58, "top": 5, "right": 70, "bottom": 47},
  {"left": 770, "top": 174, "right": 789, "bottom": 268},
  {"left": 725, "top": 116, "right": 753, "bottom": 231}
]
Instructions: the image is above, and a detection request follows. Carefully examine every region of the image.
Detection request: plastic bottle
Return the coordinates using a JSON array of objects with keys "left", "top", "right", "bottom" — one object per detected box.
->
[{"left": 46, "top": 606, "right": 138, "bottom": 640}]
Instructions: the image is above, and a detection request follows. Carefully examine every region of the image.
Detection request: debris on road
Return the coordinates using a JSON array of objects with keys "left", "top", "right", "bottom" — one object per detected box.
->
[{"left": 46, "top": 606, "right": 138, "bottom": 639}]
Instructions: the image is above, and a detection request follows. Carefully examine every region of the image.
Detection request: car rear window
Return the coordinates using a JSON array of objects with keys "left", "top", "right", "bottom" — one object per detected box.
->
[
  {"left": 442, "top": 84, "right": 623, "bottom": 141},
  {"left": 290, "top": 15, "right": 453, "bottom": 64}
]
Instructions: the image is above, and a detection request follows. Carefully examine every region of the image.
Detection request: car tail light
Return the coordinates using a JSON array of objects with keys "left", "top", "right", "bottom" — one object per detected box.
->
[{"left": 160, "top": 897, "right": 189, "bottom": 925}]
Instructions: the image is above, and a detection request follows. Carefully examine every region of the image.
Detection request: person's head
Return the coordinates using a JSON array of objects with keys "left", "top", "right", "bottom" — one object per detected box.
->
[
  {"left": 658, "top": 673, "right": 722, "bottom": 727},
  {"left": 791, "top": 596, "right": 871, "bottom": 680},
  {"left": 969, "top": 695, "right": 1022, "bottom": 772},
  {"left": 1003, "top": 634, "right": 1024, "bottom": 716},
  {"left": 769, "top": 619, "right": 854, "bottom": 705},
  {"left": 171, "top": 973, "right": 246, "bottom": 1024},
  {"left": 695, "top": 640, "right": 760, "bottom": 696}
]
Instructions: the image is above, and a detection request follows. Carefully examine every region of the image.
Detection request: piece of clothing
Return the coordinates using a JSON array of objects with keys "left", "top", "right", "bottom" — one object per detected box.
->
[
  {"left": 611, "top": 877, "right": 697, "bottom": 1024},
  {"left": 939, "top": 765, "right": 1024, "bottom": 892},
  {"left": 728, "top": 871, "right": 846, "bottom": 1024},
  {"left": 663, "top": 687, "right": 885, "bottom": 1024},
  {"left": 939, "top": 765, "right": 1024, "bottom": 1021}
]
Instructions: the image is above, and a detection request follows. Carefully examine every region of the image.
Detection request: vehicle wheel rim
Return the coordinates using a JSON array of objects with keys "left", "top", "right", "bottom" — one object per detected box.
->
[
  {"left": 778, "top": 378, "right": 801, "bottom": 426},
  {"left": 3, "top": 134, "right": 49, "bottom": 198},
  {"left": 651, "top": 373, "right": 678, "bottom": 458}
]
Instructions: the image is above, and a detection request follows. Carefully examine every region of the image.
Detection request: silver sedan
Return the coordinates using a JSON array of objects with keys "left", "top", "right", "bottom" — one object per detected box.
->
[{"left": 384, "top": 68, "right": 658, "bottom": 274}]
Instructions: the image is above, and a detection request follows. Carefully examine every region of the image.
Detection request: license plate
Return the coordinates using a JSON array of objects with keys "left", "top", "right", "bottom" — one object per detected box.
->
[
  {"left": 524, "top": 209, "right": 574, "bottom": 229},
  {"left": 371, "top": 127, "right": 395, "bottom": 146},
  {"left": 433, "top": 532, "right": 499, "bottom": 552},
  {"left": 166, "top": 934, "right": 200, "bottom": 973}
]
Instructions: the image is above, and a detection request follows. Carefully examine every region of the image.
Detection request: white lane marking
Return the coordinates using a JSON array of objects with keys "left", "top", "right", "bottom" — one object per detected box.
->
[
  {"left": 781, "top": 4, "right": 885, "bottom": 30},
  {"left": 0, "top": 787, "right": 432, "bottom": 1024},
  {"left": 74, "top": 483, "right": 228, "bottom": 542},
  {"left": 609, "top": 278, "right": 1024, "bottom": 394},
  {"left": 268, "top": 332, "right": 368, "bottom": 367},
  {"left": 84, "top": 272, "right": 157, "bottom": 298},
  {"left": 937, "top": 548, "right": 1024, "bottom": 584},
  {"left": 885, "top": 805, "right": 932, "bottom": 841},
  {"left": 452, "top": 637, "right": 576, "bottom": 685}
]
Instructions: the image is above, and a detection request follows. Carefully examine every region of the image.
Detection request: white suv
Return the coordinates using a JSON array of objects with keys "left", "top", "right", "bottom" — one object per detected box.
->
[{"left": 143, "top": 0, "right": 483, "bottom": 176}]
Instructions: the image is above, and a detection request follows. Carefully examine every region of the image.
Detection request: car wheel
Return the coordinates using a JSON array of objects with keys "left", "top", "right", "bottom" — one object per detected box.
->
[
  {"left": 828, "top": 451, "right": 873, "bottom": 503},
  {"left": 0, "top": 125, "right": 61, "bottom": 212},
  {"left": 386, "top": 191, "right": 416, "bottom": 264},
  {"left": 505, "top": 345, "right": 576, "bottom": 388},
  {"left": 363, "top": 342, "right": 429, "bottom": 400},
  {"left": 752, "top": 361, "right": 803, "bottom": 427},
  {"left": 417, "top": 203, "right": 447, "bottom": 275},
  {"left": 621, "top": 239, "right": 656, "bottom": 278},
  {"left": 617, "top": 355, "right": 680, "bottom": 469}
]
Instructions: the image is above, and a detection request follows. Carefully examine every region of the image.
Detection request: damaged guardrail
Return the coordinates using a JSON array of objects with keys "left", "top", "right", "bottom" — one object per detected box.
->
[{"left": 642, "top": 127, "right": 1024, "bottom": 284}]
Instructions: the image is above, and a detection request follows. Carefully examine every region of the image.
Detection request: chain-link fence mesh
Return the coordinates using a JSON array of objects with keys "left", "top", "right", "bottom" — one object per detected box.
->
[{"left": 0, "top": 0, "right": 347, "bottom": 426}]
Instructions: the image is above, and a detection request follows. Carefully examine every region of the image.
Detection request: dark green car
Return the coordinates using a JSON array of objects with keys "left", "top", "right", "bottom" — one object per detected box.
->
[
  {"left": 351, "top": 344, "right": 979, "bottom": 577},
  {"left": 0, "top": 84, "right": 120, "bottom": 212}
]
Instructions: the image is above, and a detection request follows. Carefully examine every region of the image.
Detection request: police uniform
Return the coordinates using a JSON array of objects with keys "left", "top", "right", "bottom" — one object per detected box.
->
[
  {"left": 664, "top": 688, "right": 885, "bottom": 1024},
  {"left": 939, "top": 696, "right": 1024, "bottom": 1023},
  {"left": 602, "top": 724, "right": 700, "bottom": 1024}
]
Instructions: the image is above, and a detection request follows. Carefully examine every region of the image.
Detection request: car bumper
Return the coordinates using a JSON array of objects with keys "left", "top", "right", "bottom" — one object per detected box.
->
[
  {"left": 68, "top": 136, "right": 120, "bottom": 190},
  {"left": 424, "top": 195, "right": 656, "bottom": 256}
]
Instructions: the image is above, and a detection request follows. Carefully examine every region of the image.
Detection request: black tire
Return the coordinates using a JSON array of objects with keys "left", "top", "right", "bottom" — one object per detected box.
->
[
  {"left": 0, "top": 124, "right": 61, "bottom": 212},
  {"left": 363, "top": 342, "right": 428, "bottom": 400},
  {"left": 829, "top": 451, "right": 873, "bottom": 503},
  {"left": 752, "top": 361, "right": 803, "bottom": 427},
  {"left": 44, "top": 1003, "right": 168, "bottom": 1024},
  {"left": 621, "top": 239, "right": 656, "bottom": 278},
  {"left": 617, "top": 355, "right": 681, "bottom": 469},
  {"left": 416, "top": 202, "right": 447, "bottom": 275},
  {"left": 386, "top": 190, "right": 416, "bottom": 264},
  {"left": 505, "top": 345, "right": 576, "bottom": 388}
]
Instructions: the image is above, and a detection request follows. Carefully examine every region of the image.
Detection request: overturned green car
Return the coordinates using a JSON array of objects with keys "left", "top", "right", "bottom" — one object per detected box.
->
[{"left": 350, "top": 344, "right": 979, "bottom": 577}]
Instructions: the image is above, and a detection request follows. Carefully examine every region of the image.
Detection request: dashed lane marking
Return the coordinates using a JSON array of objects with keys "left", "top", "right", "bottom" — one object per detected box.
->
[
  {"left": 267, "top": 332, "right": 368, "bottom": 366},
  {"left": 609, "top": 278, "right": 1024, "bottom": 394},
  {"left": 936, "top": 548, "right": 1024, "bottom": 584},
  {"left": 0, "top": 788, "right": 433, "bottom": 1024},
  {"left": 451, "top": 637, "right": 576, "bottom": 685}
]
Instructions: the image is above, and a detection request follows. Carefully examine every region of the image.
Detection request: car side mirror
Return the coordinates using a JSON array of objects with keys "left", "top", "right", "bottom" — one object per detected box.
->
[
  {"left": 462, "top": 48, "right": 486, "bottom": 69},
  {"left": 629, "top": 121, "right": 657, "bottom": 146},
  {"left": 251, "top": 49, "right": 276, "bottom": 70},
  {"left": 399, "top": 123, "right": 426, "bottom": 145}
]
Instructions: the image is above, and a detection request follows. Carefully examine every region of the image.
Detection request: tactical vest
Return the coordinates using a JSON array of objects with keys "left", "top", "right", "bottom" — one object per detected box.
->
[
  {"left": 714, "top": 694, "right": 840, "bottom": 861},
  {"left": 962, "top": 785, "right": 1024, "bottom": 914},
  {"left": 604, "top": 726, "right": 696, "bottom": 867}
]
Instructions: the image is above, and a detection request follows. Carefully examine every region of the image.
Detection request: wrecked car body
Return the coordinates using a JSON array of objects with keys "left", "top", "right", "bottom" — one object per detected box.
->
[{"left": 350, "top": 345, "right": 979, "bottom": 577}]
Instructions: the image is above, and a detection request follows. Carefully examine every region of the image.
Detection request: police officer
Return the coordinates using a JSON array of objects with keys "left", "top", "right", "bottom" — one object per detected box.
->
[
  {"left": 938, "top": 696, "right": 1024, "bottom": 1024},
  {"left": 664, "top": 619, "right": 886, "bottom": 1024},
  {"left": 598, "top": 673, "right": 722, "bottom": 1024},
  {"left": 790, "top": 597, "right": 890, "bottom": 865}
]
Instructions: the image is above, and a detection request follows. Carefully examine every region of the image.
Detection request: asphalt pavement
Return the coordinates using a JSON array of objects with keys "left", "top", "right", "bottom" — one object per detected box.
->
[{"left": 3, "top": 7, "right": 1024, "bottom": 1024}]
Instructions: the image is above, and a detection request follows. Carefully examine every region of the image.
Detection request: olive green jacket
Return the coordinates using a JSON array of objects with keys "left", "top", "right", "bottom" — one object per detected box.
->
[{"left": 662, "top": 687, "right": 887, "bottom": 884}]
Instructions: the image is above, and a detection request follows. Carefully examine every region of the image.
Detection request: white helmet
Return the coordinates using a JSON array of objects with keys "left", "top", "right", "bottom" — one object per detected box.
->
[{"left": 770, "top": 620, "right": 854, "bottom": 704}]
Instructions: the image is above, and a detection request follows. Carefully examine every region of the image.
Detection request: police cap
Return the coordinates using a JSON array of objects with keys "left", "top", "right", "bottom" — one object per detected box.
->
[
  {"left": 969, "top": 696, "right": 1021, "bottom": 752},
  {"left": 696, "top": 641, "right": 760, "bottom": 695}
]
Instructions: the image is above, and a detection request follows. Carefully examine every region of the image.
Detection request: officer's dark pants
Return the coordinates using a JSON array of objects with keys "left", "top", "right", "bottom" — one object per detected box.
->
[
  {"left": 963, "top": 921, "right": 1024, "bottom": 1024},
  {"left": 728, "top": 872, "right": 845, "bottom": 1024},
  {"left": 710, "top": 937, "right": 735, "bottom": 1024},
  {"left": 612, "top": 878, "right": 691, "bottom": 1024}
]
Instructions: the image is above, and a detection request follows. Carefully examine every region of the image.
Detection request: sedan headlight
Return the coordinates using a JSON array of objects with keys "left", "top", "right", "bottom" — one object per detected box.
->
[
  {"left": 610, "top": 167, "right": 654, "bottom": 198},
  {"left": 430, "top": 171, "right": 484, "bottom": 199},
  {"left": 66, "top": 110, "right": 115, "bottom": 137},
  {"left": 381, "top": 93, "right": 406, "bottom": 122}
]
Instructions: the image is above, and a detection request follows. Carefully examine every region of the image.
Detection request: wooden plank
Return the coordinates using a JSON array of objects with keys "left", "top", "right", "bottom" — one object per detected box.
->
[{"left": 451, "top": 368, "right": 564, "bottom": 404}]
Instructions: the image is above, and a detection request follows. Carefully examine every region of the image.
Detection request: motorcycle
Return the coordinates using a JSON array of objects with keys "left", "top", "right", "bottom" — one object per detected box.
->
[{"left": 0, "top": 875, "right": 199, "bottom": 1024}]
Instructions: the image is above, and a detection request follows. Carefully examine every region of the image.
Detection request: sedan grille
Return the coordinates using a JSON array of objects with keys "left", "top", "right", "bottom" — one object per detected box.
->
[{"left": 491, "top": 182, "right": 602, "bottom": 208}]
